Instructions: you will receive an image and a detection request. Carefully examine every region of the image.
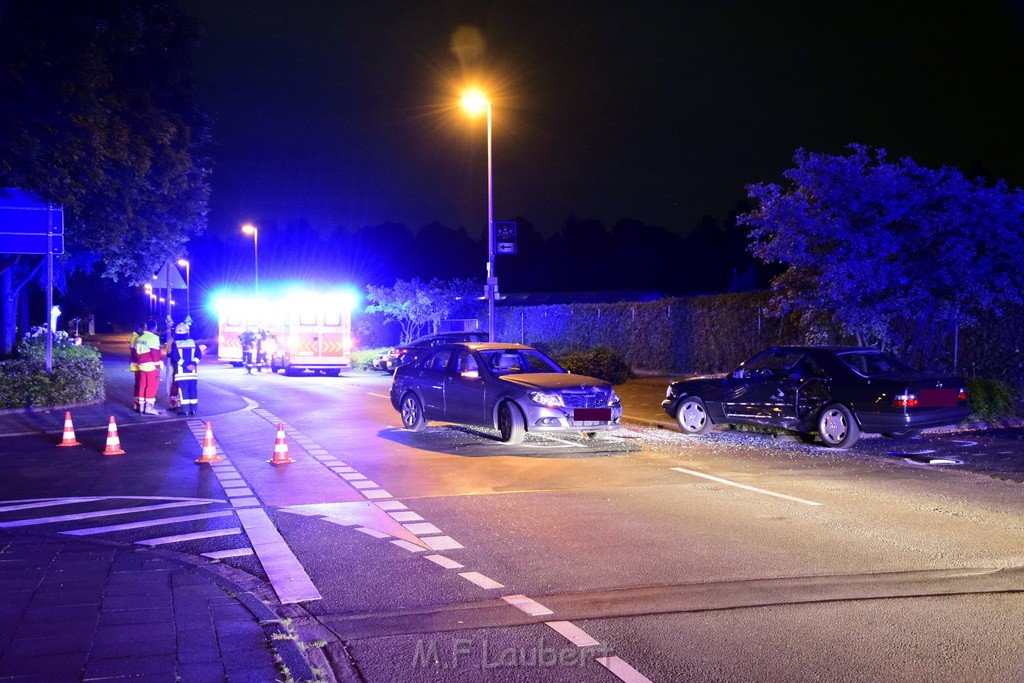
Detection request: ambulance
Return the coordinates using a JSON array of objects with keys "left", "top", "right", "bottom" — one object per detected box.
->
[{"left": 213, "top": 288, "right": 357, "bottom": 375}]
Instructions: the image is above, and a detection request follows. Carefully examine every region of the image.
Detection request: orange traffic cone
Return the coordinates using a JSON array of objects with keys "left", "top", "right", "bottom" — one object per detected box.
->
[
  {"left": 56, "top": 411, "right": 81, "bottom": 447},
  {"left": 195, "top": 422, "right": 224, "bottom": 464},
  {"left": 102, "top": 416, "right": 125, "bottom": 455},
  {"left": 268, "top": 423, "right": 294, "bottom": 465}
]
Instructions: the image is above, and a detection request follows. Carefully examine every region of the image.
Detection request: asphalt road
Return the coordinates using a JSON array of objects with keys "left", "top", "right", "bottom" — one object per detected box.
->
[{"left": 2, "top": 349, "right": 1024, "bottom": 682}]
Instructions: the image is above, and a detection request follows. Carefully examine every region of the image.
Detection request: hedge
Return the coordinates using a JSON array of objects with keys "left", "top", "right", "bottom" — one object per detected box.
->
[{"left": 0, "top": 330, "right": 105, "bottom": 409}]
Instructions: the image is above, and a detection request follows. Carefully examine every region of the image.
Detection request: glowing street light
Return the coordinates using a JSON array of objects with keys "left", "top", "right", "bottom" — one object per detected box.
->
[
  {"left": 241, "top": 223, "right": 259, "bottom": 297},
  {"left": 461, "top": 88, "right": 496, "bottom": 340},
  {"left": 176, "top": 258, "right": 191, "bottom": 322}
]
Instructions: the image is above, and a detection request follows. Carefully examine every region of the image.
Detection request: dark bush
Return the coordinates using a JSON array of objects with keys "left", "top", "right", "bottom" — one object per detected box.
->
[
  {"left": 967, "top": 378, "right": 1019, "bottom": 420},
  {"left": 0, "top": 328, "right": 105, "bottom": 409},
  {"left": 557, "top": 346, "right": 636, "bottom": 385}
]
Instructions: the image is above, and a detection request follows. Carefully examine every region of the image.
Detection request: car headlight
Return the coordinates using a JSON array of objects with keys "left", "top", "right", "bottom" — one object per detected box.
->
[
  {"left": 665, "top": 386, "right": 676, "bottom": 399},
  {"left": 608, "top": 390, "right": 621, "bottom": 406},
  {"left": 529, "top": 391, "right": 564, "bottom": 407}
]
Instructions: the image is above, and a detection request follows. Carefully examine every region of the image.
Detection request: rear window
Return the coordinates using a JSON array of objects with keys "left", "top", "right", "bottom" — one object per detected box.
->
[{"left": 838, "top": 351, "right": 916, "bottom": 377}]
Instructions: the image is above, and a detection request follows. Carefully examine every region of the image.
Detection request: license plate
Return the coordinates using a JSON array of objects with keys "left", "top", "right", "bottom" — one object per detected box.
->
[
  {"left": 574, "top": 408, "right": 611, "bottom": 421},
  {"left": 917, "top": 388, "right": 958, "bottom": 407}
]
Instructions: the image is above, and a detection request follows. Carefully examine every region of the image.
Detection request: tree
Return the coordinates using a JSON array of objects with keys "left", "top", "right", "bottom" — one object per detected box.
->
[
  {"left": 0, "top": 0, "right": 211, "bottom": 354},
  {"left": 739, "top": 145, "right": 1024, "bottom": 368},
  {"left": 366, "top": 278, "right": 482, "bottom": 344}
]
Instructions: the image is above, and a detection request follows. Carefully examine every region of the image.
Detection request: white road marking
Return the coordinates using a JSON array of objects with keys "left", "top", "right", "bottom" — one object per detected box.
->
[
  {"left": 136, "top": 527, "right": 242, "bottom": 546},
  {"left": 356, "top": 527, "right": 391, "bottom": 538},
  {"left": 361, "top": 489, "right": 393, "bottom": 500},
  {"left": 392, "top": 539, "right": 427, "bottom": 553},
  {"left": 545, "top": 621, "right": 601, "bottom": 647},
  {"left": 202, "top": 548, "right": 254, "bottom": 560},
  {"left": 235, "top": 507, "right": 322, "bottom": 604},
  {"left": 367, "top": 392, "right": 390, "bottom": 399},
  {"left": 341, "top": 473, "right": 367, "bottom": 481},
  {"left": 597, "top": 656, "right": 654, "bottom": 683},
  {"left": 0, "top": 498, "right": 102, "bottom": 513},
  {"left": 61, "top": 510, "right": 234, "bottom": 536},
  {"left": 502, "top": 595, "right": 553, "bottom": 616},
  {"left": 403, "top": 522, "right": 442, "bottom": 535},
  {"left": 670, "top": 467, "right": 822, "bottom": 506},
  {"left": 389, "top": 511, "right": 424, "bottom": 522},
  {"left": 421, "top": 536, "right": 463, "bottom": 551},
  {"left": 459, "top": 572, "right": 504, "bottom": 589},
  {"left": 224, "top": 488, "right": 254, "bottom": 498},
  {"left": 350, "top": 480, "right": 379, "bottom": 489},
  {"left": 230, "top": 497, "right": 262, "bottom": 508},
  {"left": 0, "top": 500, "right": 217, "bottom": 528},
  {"left": 376, "top": 501, "right": 407, "bottom": 511},
  {"left": 423, "top": 554, "right": 463, "bottom": 569}
]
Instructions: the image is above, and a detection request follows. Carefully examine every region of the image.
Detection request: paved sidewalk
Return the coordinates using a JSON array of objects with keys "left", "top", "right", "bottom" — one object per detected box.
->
[{"left": 0, "top": 531, "right": 318, "bottom": 682}]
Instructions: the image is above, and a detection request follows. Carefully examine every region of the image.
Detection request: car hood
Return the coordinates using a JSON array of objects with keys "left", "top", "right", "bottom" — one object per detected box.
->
[{"left": 499, "top": 373, "right": 611, "bottom": 391}]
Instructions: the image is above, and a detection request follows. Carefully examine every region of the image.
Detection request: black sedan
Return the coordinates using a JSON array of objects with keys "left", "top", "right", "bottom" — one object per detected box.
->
[
  {"left": 662, "top": 346, "right": 970, "bottom": 448},
  {"left": 390, "top": 342, "right": 622, "bottom": 444}
]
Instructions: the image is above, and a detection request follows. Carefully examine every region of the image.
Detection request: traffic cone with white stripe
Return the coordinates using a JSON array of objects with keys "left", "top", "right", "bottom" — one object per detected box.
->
[
  {"left": 195, "top": 422, "right": 224, "bottom": 464},
  {"left": 56, "top": 411, "right": 81, "bottom": 447},
  {"left": 102, "top": 416, "right": 125, "bottom": 455},
  {"left": 268, "top": 423, "right": 294, "bottom": 465}
]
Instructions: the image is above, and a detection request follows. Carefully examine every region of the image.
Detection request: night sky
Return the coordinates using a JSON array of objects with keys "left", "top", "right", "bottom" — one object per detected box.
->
[{"left": 178, "top": 1, "right": 1024, "bottom": 273}]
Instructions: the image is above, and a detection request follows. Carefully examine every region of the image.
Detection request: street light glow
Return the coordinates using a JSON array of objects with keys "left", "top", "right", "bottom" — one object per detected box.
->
[
  {"left": 461, "top": 89, "right": 489, "bottom": 115},
  {"left": 242, "top": 223, "right": 259, "bottom": 296}
]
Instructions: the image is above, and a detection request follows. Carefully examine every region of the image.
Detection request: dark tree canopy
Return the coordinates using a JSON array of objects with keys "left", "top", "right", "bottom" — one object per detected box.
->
[
  {"left": 740, "top": 145, "right": 1024, "bottom": 368},
  {"left": 0, "top": 0, "right": 211, "bottom": 353}
]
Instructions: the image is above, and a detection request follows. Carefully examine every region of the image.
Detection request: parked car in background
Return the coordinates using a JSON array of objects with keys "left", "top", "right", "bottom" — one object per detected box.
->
[
  {"left": 386, "top": 331, "right": 488, "bottom": 373},
  {"left": 390, "top": 342, "right": 622, "bottom": 444},
  {"left": 371, "top": 352, "right": 390, "bottom": 371},
  {"left": 662, "top": 346, "right": 969, "bottom": 448}
]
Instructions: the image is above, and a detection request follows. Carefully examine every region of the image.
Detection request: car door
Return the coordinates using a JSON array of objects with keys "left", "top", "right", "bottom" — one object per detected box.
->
[
  {"left": 443, "top": 349, "right": 488, "bottom": 425},
  {"left": 414, "top": 348, "right": 453, "bottom": 418},
  {"left": 722, "top": 350, "right": 804, "bottom": 423}
]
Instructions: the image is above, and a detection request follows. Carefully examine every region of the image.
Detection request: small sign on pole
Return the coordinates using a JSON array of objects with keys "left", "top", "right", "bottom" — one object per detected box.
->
[{"left": 494, "top": 221, "right": 517, "bottom": 254}]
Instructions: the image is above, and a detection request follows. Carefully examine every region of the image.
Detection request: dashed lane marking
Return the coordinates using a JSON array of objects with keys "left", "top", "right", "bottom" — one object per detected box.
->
[
  {"left": 671, "top": 466, "right": 823, "bottom": 506},
  {"left": 597, "top": 656, "right": 655, "bottom": 683},
  {"left": 545, "top": 621, "right": 600, "bottom": 647},
  {"left": 502, "top": 595, "right": 554, "bottom": 617},
  {"left": 203, "top": 548, "right": 255, "bottom": 560},
  {"left": 459, "top": 572, "right": 504, "bottom": 589}
]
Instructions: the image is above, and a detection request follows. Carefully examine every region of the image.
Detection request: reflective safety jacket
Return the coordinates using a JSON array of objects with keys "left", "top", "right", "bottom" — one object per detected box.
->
[
  {"left": 170, "top": 338, "right": 201, "bottom": 381},
  {"left": 129, "top": 331, "right": 141, "bottom": 372},
  {"left": 134, "top": 330, "right": 162, "bottom": 372}
]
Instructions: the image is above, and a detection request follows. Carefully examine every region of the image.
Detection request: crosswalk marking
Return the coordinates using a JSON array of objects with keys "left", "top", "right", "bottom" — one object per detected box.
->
[
  {"left": 0, "top": 500, "right": 217, "bottom": 528},
  {"left": 136, "top": 527, "right": 242, "bottom": 546}
]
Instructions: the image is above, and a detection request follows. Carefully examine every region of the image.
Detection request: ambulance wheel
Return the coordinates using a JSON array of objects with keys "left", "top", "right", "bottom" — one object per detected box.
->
[
  {"left": 284, "top": 366, "right": 300, "bottom": 376},
  {"left": 323, "top": 369, "right": 341, "bottom": 377}
]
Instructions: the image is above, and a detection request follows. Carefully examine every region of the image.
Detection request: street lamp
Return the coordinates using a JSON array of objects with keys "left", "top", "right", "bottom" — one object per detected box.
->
[
  {"left": 176, "top": 258, "right": 191, "bottom": 322},
  {"left": 241, "top": 223, "right": 259, "bottom": 297},
  {"left": 461, "top": 88, "right": 496, "bottom": 340}
]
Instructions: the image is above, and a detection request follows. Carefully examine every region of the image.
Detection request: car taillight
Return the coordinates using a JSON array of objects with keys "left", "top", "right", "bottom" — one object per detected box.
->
[
  {"left": 893, "top": 393, "right": 919, "bottom": 408},
  {"left": 957, "top": 388, "right": 968, "bottom": 401}
]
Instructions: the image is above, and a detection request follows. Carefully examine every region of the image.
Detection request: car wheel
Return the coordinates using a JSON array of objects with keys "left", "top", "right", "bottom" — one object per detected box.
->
[
  {"left": 818, "top": 404, "right": 860, "bottom": 448},
  {"left": 498, "top": 402, "right": 525, "bottom": 445},
  {"left": 883, "top": 429, "right": 921, "bottom": 440},
  {"left": 676, "top": 396, "right": 712, "bottom": 435},
  {"left": 400, "top": 393, "right": 427, "bottom": 432}
]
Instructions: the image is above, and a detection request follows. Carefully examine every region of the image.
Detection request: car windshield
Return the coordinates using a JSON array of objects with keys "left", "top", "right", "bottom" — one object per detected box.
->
[
  {"left": 479, "top": 348, "right": 565, "bottom": 375},
  {"left": 837, "top": 351, "right": 917, "bottom": 377}
]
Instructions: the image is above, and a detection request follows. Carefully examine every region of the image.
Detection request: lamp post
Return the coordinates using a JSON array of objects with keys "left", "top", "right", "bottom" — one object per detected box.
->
[
  {"left": 241, "top": 223, "right": 259, "bottom": 297},
  {"left": 461, "top": 89, "right": 495, "bottom": 340},
  {"left": 176, "top": 258, "right": 191, "bottom": 322}
]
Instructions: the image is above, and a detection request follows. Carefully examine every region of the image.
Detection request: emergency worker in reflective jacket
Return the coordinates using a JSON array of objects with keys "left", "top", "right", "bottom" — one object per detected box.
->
[
  {"left": 134, "top": 320, "right": 162, "bottom": 415},
  {"left": 129, "top": 322, "right": 144, "bottom": 411},
  {"left": 169, "top": 322, "right": 202, "bottom": 415}
]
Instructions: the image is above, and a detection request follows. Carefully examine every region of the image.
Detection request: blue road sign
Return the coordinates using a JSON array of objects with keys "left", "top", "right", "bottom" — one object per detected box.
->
[{"left": 0, "top": 233, "right": 65, "bottom": 254}]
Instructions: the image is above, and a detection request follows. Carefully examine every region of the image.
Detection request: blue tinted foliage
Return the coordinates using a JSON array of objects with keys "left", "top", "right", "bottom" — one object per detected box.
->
[{"left": 740, "top": 145, "right": 1024, "bottom": 368}]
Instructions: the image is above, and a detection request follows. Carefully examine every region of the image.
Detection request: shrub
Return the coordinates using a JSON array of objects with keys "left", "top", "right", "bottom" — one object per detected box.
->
[
  {"left": 0, "top": 327, "right": 105, "bottom": 409},
  {"left": 351, "top": 347, "right": 389, "bottom": 371},
  {"left": 966, "top": 378, "right": 1019, "bottom": 420},
  {"left": 557, "top": 346, "right": 636, "bottom": 385}
]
